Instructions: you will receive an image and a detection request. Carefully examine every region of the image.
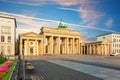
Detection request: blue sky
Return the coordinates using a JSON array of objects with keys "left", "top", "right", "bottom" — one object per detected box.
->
[{"left": 0, "top": 0, "right": 120, "bottom": 41}]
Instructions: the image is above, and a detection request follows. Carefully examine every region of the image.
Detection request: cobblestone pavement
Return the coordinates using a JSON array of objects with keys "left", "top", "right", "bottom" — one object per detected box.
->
[
  {"left": 47, "top": 59, "right": 120, "bottom": 80},
  {"left": 25, "top": 55, "right": 120, "bottom": 67},
  {"left": 27, "top": 60, "right": 102, "bottom": 80},
  {"left": 25, "top": 55, "right": 120, "bottom": 80}
]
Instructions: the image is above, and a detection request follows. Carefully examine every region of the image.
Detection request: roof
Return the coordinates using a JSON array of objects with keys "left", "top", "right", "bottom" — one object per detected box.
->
[
  {"left": 0, "top": 13, "right": 15, "bottom": 19},
  {"left": 81, "top": 40, "right": 111, "bottom": 45},
  {"left": 82, "top": 41, "right": 103, "bottom": 44},
  {"left": 97, "top": 32, "right": 120, "bottom": 37},
  {"left": 19, "top": 32, "right": 43, "bottom": 38},
  {"left": 0, "top": 13, "right": 17, "bottom": 28}
]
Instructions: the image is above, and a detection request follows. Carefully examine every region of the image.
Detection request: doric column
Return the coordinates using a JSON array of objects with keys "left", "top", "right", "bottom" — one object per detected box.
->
[
  {"left": 43, "top": 36, "right": 46, "bottom": 54},
  {"left": 109, "top": 44, "right": 112, "bottom": 55},
  {"left": 102, "top": 44, "right": 103, "bottom": 55},
  {"left": 72, "top": 38, "right": 74, "bottom": 54},
  {"left": 62, "top": 38, "right": 66, "bottom": 54},
  {"left": 80, "top": 44, "right": 82, "bottom": 55},
  {"left": 57, "top": 37, "right": 60, "bottom": 55},
  {"left": 102, "top": 44, "right": 104, "bottom": 55},
  {"left": 90, "top": 44, "right": 92, "bottom": 55},
  {"left": 66, "top": 37, "right": 69, "bottom": 54},
  {"left": 69, "top": 38, "right": 72, "bottom": 54},
  {"left": 84, "top": 46, "right": 85, "bottom": 55},
  {"left": 93, "top": 45, "right": 96, "bottom": 55},
  {"left": 20, "top": 37, "right": 23, "bottom": 56},
  {"left": 97, "top": 44, "right": 99, "bottom": 55},
  {"left": 26, "top": 39, "right": 29, "bottom": 56},
  {"left": 50, "top": 36, "right": 53, "bottom": 54},
  {"left": 78, "top": 38, "right": 80, "bottom": 54},
  {"left": 87, "top": 45, "right": 89, "bottom": 55},
  {"left": 104, "top": 44, "right": 106, "bottom": 55},
  {"left": 35, "top": 40, "right": 37, "bottom": 55}
]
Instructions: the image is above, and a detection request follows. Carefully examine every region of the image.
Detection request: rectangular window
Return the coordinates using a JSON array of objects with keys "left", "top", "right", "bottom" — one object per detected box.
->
[
  {"left": 8, "top": 36, "right": 11, "bottom": 42},
  {"left": 1, "top": 46, "right": 4, "bottom": 55},
  {"left": 1, "top": 36, "right": 5, "bottom": 42},
  {"left": 7, "top": 46, "right": 11, "bottom": 54},
  {"left": 1, "top": 26, "right": 11, "bottom": 34}
]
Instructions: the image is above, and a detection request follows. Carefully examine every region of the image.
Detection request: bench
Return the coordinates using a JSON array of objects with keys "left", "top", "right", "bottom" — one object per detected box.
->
[{"left": 26, "top": 65, "right": 34, "bottom": 70}]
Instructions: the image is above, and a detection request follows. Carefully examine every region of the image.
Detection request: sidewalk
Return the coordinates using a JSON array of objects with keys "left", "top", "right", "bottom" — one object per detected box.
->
[{"left": 46, "top": 59, "right": 120, "bottom": 80}]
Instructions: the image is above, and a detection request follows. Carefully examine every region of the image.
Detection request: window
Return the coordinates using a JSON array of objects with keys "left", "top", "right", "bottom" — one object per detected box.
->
[
  {"left": 8, "top": 36, "right": 11, "bottom": 42},
  {"left": 103, "top": 37, "right": 105, "bottom": 39},
  {"left": 30, "top": 48, "right": 33, "bottom": 53},
  {"left": 1, "top": 26, "right": 11, "bottom": 34},
  {"left": 1, "top": 46, "right": 4, "bottom": 54},
  {"left": 7, "top": 46, "right": 11, "bottom": 53},
  {"left": 113, "top": 39, "right": 116, "bottom": 43},
  {"left": 1, "top": 36, "right": 5, "bottom": 42},
  {"left": 30, "top": 41, "right": 34, "bottom": 46}
]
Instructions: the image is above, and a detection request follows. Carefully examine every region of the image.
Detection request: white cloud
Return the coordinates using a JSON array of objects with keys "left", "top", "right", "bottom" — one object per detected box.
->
[
  {"left": 105, "top": 18, "right": 113, "bottom": 27},
  {"left": 0, "top": 11, "right": 118, "bottom": 41}
]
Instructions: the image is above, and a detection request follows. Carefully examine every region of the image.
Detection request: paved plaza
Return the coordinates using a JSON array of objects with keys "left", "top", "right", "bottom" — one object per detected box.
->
[{"left": 25, "top": 55, "right": 120, "bottom": 80}]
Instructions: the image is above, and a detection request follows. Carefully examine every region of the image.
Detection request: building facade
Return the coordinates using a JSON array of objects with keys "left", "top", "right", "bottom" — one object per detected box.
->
[
  {"left": 19, "top": 27, "right": 113, "bottom": 56},
  {"left": 19, "top": 27, "right": 80, "bottom": 56},
  {"left": 97, "top": 33, "right": 120, "bottom": 54},
  {"left": 0, "top": 14, "right": 16, "bottom": 55},
  {"left": 80, "top": 40, "right": 112, "bottom": 56}
]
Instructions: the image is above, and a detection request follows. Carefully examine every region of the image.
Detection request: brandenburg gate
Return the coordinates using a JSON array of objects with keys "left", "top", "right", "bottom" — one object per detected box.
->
[
  {"left": 19, "top": 27, "right": 112, "bottom": 56},
  {"left": 19, "top": 27, "right": 81, "bottom": 56}
]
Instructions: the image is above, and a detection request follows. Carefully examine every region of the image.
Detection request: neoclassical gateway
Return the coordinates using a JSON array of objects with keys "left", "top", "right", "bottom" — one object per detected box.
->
[
  {"left": 19, "top": 27, "right": 112, "bottom": 56},
  {"left": 19, "top": 27, "right": 80, "bottom": 56},
  {"left": 80, "top": 40, "right": 112, "bottom": 56}
]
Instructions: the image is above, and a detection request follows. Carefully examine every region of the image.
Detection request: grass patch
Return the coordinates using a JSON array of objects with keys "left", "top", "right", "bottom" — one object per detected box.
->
[{"left": 2, "top": 60, "right": 17, "bottom": 80}]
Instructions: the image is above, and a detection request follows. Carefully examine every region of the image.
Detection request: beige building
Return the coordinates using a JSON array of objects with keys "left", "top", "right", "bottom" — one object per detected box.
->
[
  {"left": 80, "top": 40, "right": 112, "bottom": 56},
  {"left": 0, "top": 14, "right": 16, "bottom": 55},
  {"left": 97, "top": 33, "right": 120, "bottom": 54},
  {"left": 19, "top": 27, "right": 80, "bottom": 56},
  {"left": 19, "top": 27, "right": 113, "bottom": 56}
]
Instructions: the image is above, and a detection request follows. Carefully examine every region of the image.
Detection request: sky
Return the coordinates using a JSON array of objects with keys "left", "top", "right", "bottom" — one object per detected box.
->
[{"left": 0, "top": 0, "right": 120, "bottom": 41}]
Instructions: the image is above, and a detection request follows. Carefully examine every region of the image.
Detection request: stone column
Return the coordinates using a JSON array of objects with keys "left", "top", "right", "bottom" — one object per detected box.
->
[
  {"left": 97, "top": 44, "right": 99, "bottom": 55},
  {"left": 90, "top": 44, "right": 92, "bottom": 55},
  {"left": 57, "top": 37, "right": 60, "bottom": 55},
  {"left": 43, "top": 36, "right": 46, "bottom": 55},
  {"left": 78, "top": 38, "right": 80, "bottom": 54},
  {"left": 40, "top": 39, "right": 43, "bottom": 55},
  {"left": 66, "top": 38, "right": 69, "bottom": 54},
  {"left": 62, "top": 38, "right": 65, "bottom": 54},
  {"left": 109, "top": 44, "right": 111, "bottom": 55},
  {"left": 72, "top": 38, "right": 74, "bottom": 54},
  {"left": 102, "top": 44, "right": 104, "bottom": 55},
  {"left": 87, "top": 45, "right": 89, "bottom": 55},
  {"left": 26, "top": 39, "right": 29, "bottom": 56},
  {"left": 84, "top": 46, "right": 85, "bottom": 55},
  {"left": 49, "top": 36, "right": 53, "bottom": 54},
  {"left": 104, "top": 44, "right": 106, "bottom": 55},
  {"left": 93, "top": 45, "right": 95, "bottom": 55},
  {"left": 35, "top": 40, "right": 37, "bottom": 55},
  {"left": 38, "top": 40, "right": 40, "bottom": 55},
  {"left": 101, "top": 44, "right": 103, "bottom": 55},
  {"left": 97, "top": 45, "right": 99, "bottom": 55},
  {"left": 69, "top": 38, "right": 72, "bottom": 54},
  {"left": 20, "top": 37, "right": 23, "bottom": 56},
  {"left": 76, "top": 39, "right": 79, "bottom": 54},
  {"left": 80, "top": 44, "right": 82, "bottom": 55}
]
